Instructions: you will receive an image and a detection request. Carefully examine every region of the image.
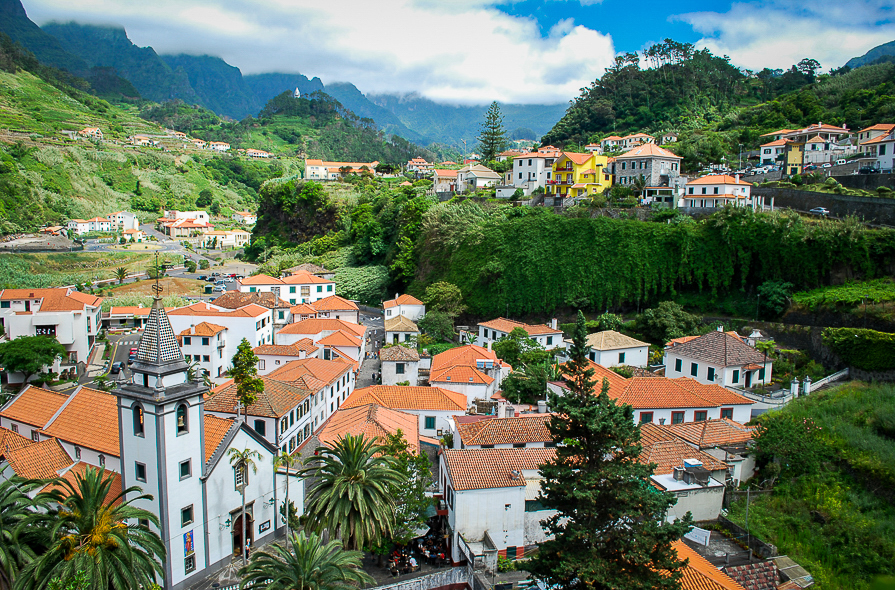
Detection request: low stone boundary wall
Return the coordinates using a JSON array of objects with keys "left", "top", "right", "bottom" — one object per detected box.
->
[
  {"left": 369, "top": 567, "right": 469, "bottom": 590},
  {"left": 752, "top": 186, "right": 895, "bottom": 225}
]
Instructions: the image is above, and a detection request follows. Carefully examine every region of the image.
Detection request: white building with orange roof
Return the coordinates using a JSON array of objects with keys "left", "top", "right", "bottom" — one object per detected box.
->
[
  {"left": 289, "top": 303, "right": 318, "bottom": 322},
  {"left": 106, "top": 210, "right": 140, "bottom": 231},
  {"left": 190, "top": 138, "right": 206, "bottom": 149},
  {"left": 245, "top": 149, "right": 271, "bottom": 159},
  {"left": 663, "top": 418, "right": 756, "bottom": 483},
  {"left": 600, "top": 135, "right": 624, "bottom": 152},
  {"left": 759, "top": 138, "right": 788, "bottom": 165},
  {"left": 167, "top": 301, "right": 274, "bottom": 355},
  {"left": 377, "top": 345, "right": 420, "bottom": 386},
  {"left": 664, "top": 329, "right": 772, "bottom": 390},
  {"left": 122, "top": 228, "right": 144, "bottom": 242},
  {"left": 0, "top": 287, "right": 102, "bottom": 382},
  {"left": 176, "top": 322, "right": 229, "bottom": 378},
  {"left": 512, "top": 149, "right": 563, "bottom": 195},
  {"left": 429, "top": 344, "right": 512, "bottom": 404},
  {"left": 584, "top": 142, "right": 601, "bottom": 153},
  {"left": 309, "top": 294, "right": 359, "bottom": 323},
  {"left": 66, "top": 219, "right": 91, "bottom": 235},
  {"left": 200, "top": 229, "right": 250, "bottom": 250},
  {"left": 275, "top": 317, "right": 367, "bottom": 363},
  {"left": 314, "top": 404, "right": 419, "bottom": 452},
  {"left": 237, "top": 273, "right": 284, "bottom": 294},
  {"left": 304, "top": 159, "right": 379, "bottom": 180},
  {"left": 683, "top": 175, "right": 755, "bottom": 209},
  {"left": 343, "top": 384, "right": 467, "bottom": 438},
  {"left": 478, "top": 317, "right": 563, "bottom": 350},
  {"left": 208, "top": 141, "right": 230, "bottom": 152},
  {"left": 107, "top": 305, "right": 158, "bottom": 329},
  {"left": 382, "top": 293, "right": 425, "bottom": 321},
  {"left": 457, "top": 164, "right": 502, "bottom": 192},
  {"left": 454, "top": 413, "right": 552, "bottom": 450},
  {"left": 406, "top": 157, "right": 433, "bottom": 173},
  {"left": 433, "top": 169, "right": 459, "bottom": 193},
  {"left": 280, "top": 271, "right": 336, "bottom": 304},
  {"left": 78, "top": 127, "right": 103, "bottom": 140},
  {"left": 231, "top": 210, "right": 257, "bottom": 224},
  {"left": 267, "top": 357, "right": 357, "bottom": 427},
  {"left": 131, "top": 135, "right": 152, "bottom": 147},
  {"left": 254, "top": 340, "right": 319, "bottom": 375}
]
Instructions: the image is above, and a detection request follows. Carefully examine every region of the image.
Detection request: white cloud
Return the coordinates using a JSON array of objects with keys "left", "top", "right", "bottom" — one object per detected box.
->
[
  {"left": 675, "top": 0, "right": 895, "bottom": 71},
  {"left": 22, "top": 0, "right": 616, "bottom": 104}
]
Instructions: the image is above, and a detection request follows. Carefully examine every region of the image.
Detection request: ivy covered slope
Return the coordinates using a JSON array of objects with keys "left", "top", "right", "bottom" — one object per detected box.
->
[{"left": 411, "top": 204, "right": 895, "bottom": 316}]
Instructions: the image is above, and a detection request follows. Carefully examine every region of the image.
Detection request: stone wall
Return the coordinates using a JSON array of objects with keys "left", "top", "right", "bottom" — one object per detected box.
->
[
  {"left": 752, "top": 187, "right": 895, "bottom": 225},
  {"left": 833, "top": 173, "right": 895, "bottom": 191},
  {"left": 369, "top": 567, "right": 469, "bottom": 590}
]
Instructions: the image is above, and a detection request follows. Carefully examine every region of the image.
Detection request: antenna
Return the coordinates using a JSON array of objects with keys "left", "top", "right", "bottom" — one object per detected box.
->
[{"left": 152, "top": 252, "right": 163, "bottom": 301}]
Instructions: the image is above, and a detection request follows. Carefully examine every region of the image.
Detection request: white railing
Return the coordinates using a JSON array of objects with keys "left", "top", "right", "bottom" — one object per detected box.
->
[
  {"left": 726, "top": 386, "right": 793, "bottom": 406},
  {"left": 808, "top": 368, "right": 849, "bottom": 392}
]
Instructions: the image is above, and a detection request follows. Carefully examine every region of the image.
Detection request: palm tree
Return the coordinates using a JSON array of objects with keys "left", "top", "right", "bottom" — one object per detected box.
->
[
  {"left": 273, "top": 452, "right": 298, "bottom": 551},
  {"left": 113, "top": 267, "right": 127, "bottom": 284},
  {"left": 238, "top": 530, "right": 372, "bottom": 590},
  {"left": 228, "top": 448, "right": 261, "bottom": 566},
  {"left": 301, "top": 434, "right": 405, "bottom": 551},
  {"left": 15, "top": 466, "right": 164, "bottom": 590},
  {"left": 0, "top": 472, "right": 45, "bottom": 590}
]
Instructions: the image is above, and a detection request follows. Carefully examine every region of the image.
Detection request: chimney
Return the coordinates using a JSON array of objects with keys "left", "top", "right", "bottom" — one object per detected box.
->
[
  {"left": 551, "top": 318, "right": 558, "bottom": 330},
  {"left": 673, "top": 467, "right": 684, "bottom": 481},
  {"left": 717, "top": 325, "right": 723, "bottom": 332},
  {"left": 735, "top": 173, "right": 740, "bottom": 184},
  {"left": 487, "top": 341, "right": 492, "bottom": 351},
  {"left": 537, "top": 400, "right": 547, "bottom": 413},
  {"left": 190, "top": 324, "right": 195, "bottom": 334},
  {"left": 510, "top": 469, "right": 521, "bottom": 480}
]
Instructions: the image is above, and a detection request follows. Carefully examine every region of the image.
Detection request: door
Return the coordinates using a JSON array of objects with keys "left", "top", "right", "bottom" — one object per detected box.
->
[
  {"left": 232, "top": 512, "right": 254, "bottom": 557},
  {"left": 745, "top": 371, "right": 752, "bottom": 388}
]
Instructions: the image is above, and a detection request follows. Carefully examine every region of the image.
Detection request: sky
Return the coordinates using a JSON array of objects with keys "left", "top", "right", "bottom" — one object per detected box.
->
[{"left": 21, "top": 0, "right": 895, "bottom": 106}]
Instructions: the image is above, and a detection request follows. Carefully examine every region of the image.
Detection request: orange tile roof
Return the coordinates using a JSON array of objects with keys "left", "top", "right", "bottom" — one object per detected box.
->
[
  {"left": 168, "top": 302, "right": 269, "bottom": 318},
  {"left": 0, "top": 385, "right": 70, "bottom": 429},
  {"left": 239, "top": 274, "right": 284, "bottom": 286},
  {"left": 267, "top": 357, "right": 352, "bottom": 387},
  {"left": 673, "top": 541, "right": 747, "bottom": 590},
  {"left": 442, "top": 447, "right": 556, "bottom": 491},
  {"left": 178, "top": 321, "right": 226, "bottom": 337},
  {"left": 41, "top": 387, "right": 120, "bottom": 456},
  {"left": 212, "top": 291, "right": 291, "bottom": 310},
  {"left": 204, "top": 415, "right": 233, "bottom": 462},
  {"left": 616, "top": 143, "right": 681, "bottom": 159},
  {"left": 458, "top": 414, "right": 552, "bottom": 446},
  {"left": 281, "top": 271, "right": 333, "bottom": 285},
  {"left": 278, "top": 318, "right": 366, "bottom": 337},
  {"left": 557, "top": 152, "right": 594, "bottom": 166},
  {"left": 41, "top": 463, "right": 123, "bottom": 505},
  {"left": 0, "top": 426, "right": 32, "bottom": 458},
  {"left": 5, "top": 438, "right": 73, "bottom": 479},
  {"left": 759, "top": 128, "right": 794, "bottom": 137},
  {"left": 664, "top": 419, "right": 754, "bottom": 448},
  {"left": 316, "top": 404, "right": 419, "bottom": 452},
  {"left": 0, "top": 288, "right": 101, "bottom": 311},
  {"left": 430, "top": 364, "right": 494, "bottom": 385},
  {"left": 686, "top": 175, "right": 752, "bottom": 186},
  {"left": 384, "top": 316, "right": 419, "bottom": 333},
  {"left": 760, "top": 138, "right": 789, "bottom": 147},
  {"left": 206, "top": 377, "right": 310, "bottom": 418},
  {"left": 674, "top": 378, "right": 753, "bottom": 406},
  {"left": 318, "top": 330, "right": 362, "bottom": 348},
  {"left": 479, "top": 317, "right": 561, "bottom": 336},
  {"left": 311, "top": 295, "right": 358, "bottom": 311},
  {"left": 859, "top": 123, "right": 895, "bottom": 133},
  {"left": 290, "top": 303, "right": 319, "bottom": 316},
  {"left": 382, "top": 294, "right": 424, "bottom": 308},
  {"left": 254, "top": 340, "right": 318, "bottom": 357},
  {"left": 431, "top": 345, "right": 507, "bottom": 374},
  {"left": 344, "top": 386, "right": 467, "bottom": 412},
  {"left": 639, "top": 437, "right": 727, "bottom": 475}
]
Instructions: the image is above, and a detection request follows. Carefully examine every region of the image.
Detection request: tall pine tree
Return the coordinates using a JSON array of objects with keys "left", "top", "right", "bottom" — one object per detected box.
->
[
  {"left": 476, "top": 101, "right": 507, "bottom": 162},
  {"left": 527, "top": 310, "right": 692, "bottom": 590}
]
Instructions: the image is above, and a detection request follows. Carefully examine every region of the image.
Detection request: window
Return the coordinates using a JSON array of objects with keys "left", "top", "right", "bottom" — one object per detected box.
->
[
  {"left": 672, "top": 411, "right": 685, "bottom": 424},
  {"left": 518, "top": 173, "right": 522, "bottom": 179},
  {"left": 74, "top": 446, "right": 81, "bottom": 459},
  {"left": 290, "top": 410, "right": 295, "bottom": 426},
  {"left": 280, "top": 417, "right": 287, "bottom": 433},
  {"left": 732, "top": 370, "right": 740, "bottom": 383},
  {"left": 721, "top": 407, "right": 734, "bottom": 419},
  {"left": 881, "top": 145, "right": 887, "bottom": 156},
  {"left": 758, "top": 368, "right": 766, "bottom": 380},
  {"left": 639, "top": 412, "right": 653, "bottom": 424},
  {"left": 424, "top": 416, "right": 436, "bottom": 430},
  {"left": 202, "top": 355, "right": 210, "bottom": 362},
  {"left": 547, "top": 336, "right": 553, "bottom": 346},
  {"left": 278, "top": 311, "right": 284, "bottom": 320},
  {"left": 181, "top": 505, "right": 194, "bottom": 526},
  {"left": 316, "top": 286, "right": 322, "bottom": 293},
  {"left": 234, "top": 464, "right": 247, "bottom": 488},
  {"left": 139, "top": 518, "right": 149, "bottom": 528},
  {"left": 254, "top": 420, "right": 266, "bottom": 436},
  {"left": 179, "top": 460, "right": 192, "bottom": 480},
  {"left": 99, "top": 455, "right": 105, "bottom": 467},
  {"left": 690, "top": 363, "right": 698, "bottom": 377},
  {"left": 688, "top": 187, "right": 694, "bottom": 194},
  {"left": 327, "top": 285, "right": 333, "bottom": 292},
  {"left": 176, "top": 404, "right": 189, "bottom": 435},
  {"left": 183, "top": 336, "right": 192, "bottom": 345},
  {"left": 694, "top": 411, "right": 707, "bottom": 422},
  {"left": 701, "top": 187, "right": 707, "bottom": 194},
  {"left": 396, "top": 362, "right": 405, "bottom": 374},
  {"left": 707, "top": 367, "right": 715, "bottom": 382},
  {"left": 713, "top": 187, "right": 719, "bottom": 194},
  {"left": 290, "top": 286, "right": 296, "bottom": 294},
  {"left": 673, "top": 358, "right": 682, "bottom": 373},
  {"left": 135, "top": 462, "right": 147, "bottom": 482},
  {"left": 201, "top": 337, "right": 209, "bottom": 346},
  {"left": 10, "top": 424, "right": 17, "bottom": 434},
  {"left": 618, "top": 352, "right": 625, "bottom": 364},
  {"left": 30, "top": 429, "right": 38, "bottom": 441},
  {"left": 0, "top": 301, "right": 8, "bottom": 308},
  {"left": 258, "top": 359, "right": 266, "bottom": 370},
  {"left": 133, "top": 405, "right": 144, "bottom": 436},
  {"left": 184, "top": 555, "right": 196, "bottom": 573}
]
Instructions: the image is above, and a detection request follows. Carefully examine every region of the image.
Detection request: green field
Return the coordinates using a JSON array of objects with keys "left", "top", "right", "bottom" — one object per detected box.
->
[{"left": 0, "top": 251, "right": 179, "bottom": 288}]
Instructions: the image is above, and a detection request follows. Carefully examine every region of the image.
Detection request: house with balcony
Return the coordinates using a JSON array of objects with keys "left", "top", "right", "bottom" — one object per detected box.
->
[
  {"left": 304, "top": 159, "right": 379, "bottom": 180},
  {"left": 546, "top": 152, "right": 611, "bottom": 200},
  {"left": 407, "top": 157, "right": 433, "bottom": 174},
  {"left": 167, "top": 301, "right": 274, "bottom": 354},
  {"left": 78, "top": 127, "right": 103, "bottom": 140},
  {"left": 232, "top": 211, "right": 257, "bottom": 224},
  {"left": 683, "top": 175, "right": 755, "bottom": 209},
  {"left": 477, "top": 318, "right": 563, "bottom": 350},
  {"left": 781, "top": 122, "right": 855, "bottom": 167},
  {"left": 611, "top": 143, "right": 682, "bottom": 191},
  {"left": 433, "top": 169, "right": 459, "bottom": 194},
  {"left": 237, "top": 272, "right": 335, "bottom": 305},
  {"left": 759, "top": 138, "right": 788, "bottom": 165},
  {"left": 511, "top": 148, "right": 562, "bottom": 196}
]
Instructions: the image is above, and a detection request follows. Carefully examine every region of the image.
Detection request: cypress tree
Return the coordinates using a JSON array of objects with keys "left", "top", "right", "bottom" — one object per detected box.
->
[
  {"left": 527, "top": 310, "right": 693, "bottom": 590},
  {"left": 476, "top": 101, "right": 507, "bottom": 162}
]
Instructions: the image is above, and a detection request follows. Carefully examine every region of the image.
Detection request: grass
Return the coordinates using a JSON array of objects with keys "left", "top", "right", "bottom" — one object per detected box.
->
[
  {"left": 728, "top": 381, "right": 895, "bottom": 589},
  {"left": 0, "top": 251, "right": 164, "bottom": 288},
  {"left": 790, "top": 279, "right": 895, "bottom": 324}
]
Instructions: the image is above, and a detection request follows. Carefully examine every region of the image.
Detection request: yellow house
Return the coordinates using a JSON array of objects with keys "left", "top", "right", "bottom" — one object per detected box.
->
[
  {"left": 547, "top": 152, "right": 612, "bottom": 198},
  {"left": 784, "top": 142, "right": 804, "bottom": 175}
]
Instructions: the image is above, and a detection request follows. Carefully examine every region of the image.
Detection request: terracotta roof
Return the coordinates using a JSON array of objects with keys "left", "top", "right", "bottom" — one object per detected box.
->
[
  {"left": 205, "top": 377, "right": 311, "bottom": 418},
  {"left": 384, "top": 315, "right": 419, "bottom": 333},
  {"left": 254, "top": 340, "right": 318, "bottom": 357},
  {"left": 557, "top": 151, "right": 594, "bottom": 166},
  {"left": 379, "top": 345, "right": 420, "bottom": 362},
  {"left": 267, "top": 358, "right": 352, "bottom": 387},
  {"left": 457, "top": 414, "right": 552, "bottom": 446},
  {"left": 239, "top": 274, "right": 284, "bottom": 286},
  {"left": 479, "top": 317, "right": 561, "bottom": 336},
  {"left": 674, "top": 378, "right": 754, "bottom": 406},
  {"left": 639, "top": 437, "right": 727, "bottom": 475},
  {"left": 40, "top": 387, "right": 119, "bottom": 456},
  {"left": 4, "top": 438, "right": 73, "bottom": 479},
  {"left": 686, "top": 175, "right": 752, "bottom": 186},
  {"left": 281, "top": 271, "right": 333, "bottom": 285},
  {"left": 290, "top": 303, "right": 318, "bottom": 316},
  {"left": 0, "top": 288, "right": 101, "bottom": 311},
  {"left": 310, "top": 295, "right": 358, "bottom": 311},
  {"left": 721, "top": 561, "right": 777, "bottom": 590},
  {"left": 585, "top": 330, "right": 649, "bottom": 351},
  {"left": 204, "top": 415, "right": 233, "bottom": 462},
  {"left": 666, "top": 331, "right": 765, "bottom": 367},
  {"left": 383, "top": 294, "right": 424, "bottom": 308},
  {"left": 41, "top": 463, "right": 123, "bottom": 505},
  {"left": 760, "top": 138, "right": 789, "bottom": 147},
  {"left": 168, "top": 302, "right": 269, "bottom": 318},
  {"left": 434, "top": 169, "right": 460, "bottom": 179},
  {"left": 178, "top": 322, "right": 226, "bottom": 338},
  {"left": 344, "top": 386, "right": 467, "bottom": 412},
  {"left": 318, "top": 330, "right": 362, "bottom": 348},
  {"left": 616, "top": 144, "right": 681, "bottom": 159},
  {"left": 859, "top": 123, "right": 895, "bottom": 133},
  {"left": 430, "top": 364, "right": 494, "bottom": 385},
  {"left": 759, "top": 129, "right": 794, "bottom": 137},
  {"left": 0, "top": 426, "right": 32, "bottom": 458},
  {"left": 317, "top": 404, "right": 419, "bottom": 452},
  {"left": 431, "top": 345, "right": 508, "bottom": 374},
  {"left": 212, "top": 291, "right": 291, "bottom": 310},
  {"left": 0, "top": 385, "right": 70, "bottom": 429},
  {"left": 442, "top": 447, "right": 556, "bottom": 491},
  {"left": 277, "top": 318, "right": 366, "bottom": 337},
  {"left": 558, "top": 360, "right": 630, "bottom": 392},
  {"left": 674, "top": 541, "right": 747, "bottom": 590}
]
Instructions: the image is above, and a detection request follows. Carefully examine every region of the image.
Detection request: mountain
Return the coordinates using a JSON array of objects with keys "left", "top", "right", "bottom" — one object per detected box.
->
[
  {"left": 159, "top": 54, "right": 261, "bottom": 120},
  {"left": 0, "top": 0, "right": 88, "bottom": 74},
  {"left": 244, "top": 72, "right": 324, "bottom": 106},
  {"left": 41, "top": 22, "right": 197, "bottom": 104},
  {"left": 320, "top": 82, "right": 426, "bottom": 143},
  {"left": 845, "top": 39, "right": 895, "bottom": 69}
]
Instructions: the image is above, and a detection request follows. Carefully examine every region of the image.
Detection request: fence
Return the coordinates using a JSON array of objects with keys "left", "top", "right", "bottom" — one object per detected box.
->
[{"left": 806, "top": 367, "right": 849, "bottom": 392}]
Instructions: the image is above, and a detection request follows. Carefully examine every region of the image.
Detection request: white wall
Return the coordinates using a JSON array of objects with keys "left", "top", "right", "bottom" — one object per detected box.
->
[
  {"left": 381, "top": 359, "right": 419, "bottom": 386},
  {"left": 590, "top": 345, "right": 649, "bottom": 368},
  {"left": 446, "top": 483, "right": 525, "bottom": 562},
  {"left": 431, "top": 380, "right": 489, "bottom": 407},
  {"left": 664, "top": 352, "right": 772, "bottom": 389},
  {"left": 661, "top": 482, "right": 725, "bottom": 523}
]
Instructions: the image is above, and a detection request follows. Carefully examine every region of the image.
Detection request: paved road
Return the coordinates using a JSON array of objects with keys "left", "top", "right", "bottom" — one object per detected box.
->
[{"left": 356, "top": 311, "right": 385, "bottom": 388}]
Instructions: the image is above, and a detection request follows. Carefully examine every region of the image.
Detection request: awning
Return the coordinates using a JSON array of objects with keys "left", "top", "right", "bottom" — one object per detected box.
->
[{"left": 743, "top": 363, "right": 762, "bottom": 371}]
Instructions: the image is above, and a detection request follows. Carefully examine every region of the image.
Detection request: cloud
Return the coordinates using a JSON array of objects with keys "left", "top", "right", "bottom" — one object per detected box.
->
[
  {"left": 674, "top": 0, "right": 895, "bottom": 71},
  {"left": 22, "top": 0, "right": 616, "bottom": 104}
]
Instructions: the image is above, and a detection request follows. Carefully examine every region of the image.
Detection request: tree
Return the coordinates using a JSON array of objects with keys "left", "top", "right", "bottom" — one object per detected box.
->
[
  {"left": 417, "top": 311, "right": 455, "bottom": 343},
  {"left": 114, "top": 267, "right": 127, "bottom": 284},
  {"left": 17, "top": 467, "right": 165, "bottom": 590},
  {"left": 0, "top": 336, "right": 67, "bottom": 392},
  {"left": 757, "top": 280, "right": 793, "bottom": 319},
  {"left": 300, "top": 433, "right": 405, "bottom": 551},
  {"left": 145, "top": 265, "right": 165, "bottom": 280},
  {"left": 636, "top": 301, "right": 702, "bottom": 343},
  {"left": 92, "top": 375, "right": 112, "bottom": 392},
  {"left": 0, "top": 472, "right": 46, "bottom": 590},
  {"left": 185, "top": 260, "right": 197, "bottom": 273},
  {"left": 797, "top": 58, "right": 821, "bottom": 80},
  {"left": 526, "top": 311, "right": 692, "bottom": 589},
  {"left": 199, "top": 259, "right": 210, "bottom": 270},
  {"left": 378, "top": 431, "right": 433, "bottom": 547},
  {"left": 502, "top": 360, "right": 559, "bottom": 404},
  {"left": 273, "top": 452, "right": 299, "bottom": 551},
  {"left": 210, "top": 201, "right": 221, "bottom": 216},
  {"left": 477, "top": 101, "right": 507, "bottom": 162},
  {"left": 196, "top": 188, "right": 213, "bottom": 208},
  {"left": 229, "top": 338, "right": 263, "bottom": 417},
  {"left": 423, "top": 281, "right": 466, "bottom": 318},
  {"left": 492, "top": 327, "right": 550, "bottom": 369},
  {"left": 228, "top": 448, "right": 262, "bottom": 567},
  {"left": 238, "top": 530, "right": 372, "bottom": 590}
]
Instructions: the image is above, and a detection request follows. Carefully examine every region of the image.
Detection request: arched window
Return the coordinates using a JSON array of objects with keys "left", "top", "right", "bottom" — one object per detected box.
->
[
  {"left": 99, "top": 454, "right": 105, "bottom": 467},
  {"left": 133, "top": 404, "right": 144, "bottom": 437},
  {"left": 176, "top": 404, "right": 188, "bottom": 435}
]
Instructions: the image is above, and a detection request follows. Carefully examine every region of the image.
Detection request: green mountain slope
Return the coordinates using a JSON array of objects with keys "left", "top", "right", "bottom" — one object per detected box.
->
[
  {"left": 846, "top": 39, "right": 895, "bottom": 69},
  {"left": 322, "top": 82, "right": 426, "bottom": 143},
  {"left": 0, "top": 0, "right": 87, "bottom": 74},
  {"left": 160, "top": 54, "right": 260, "bottom": 120},
  {"left": 244, "top": 73, "right": 324, "bottom": 107}
]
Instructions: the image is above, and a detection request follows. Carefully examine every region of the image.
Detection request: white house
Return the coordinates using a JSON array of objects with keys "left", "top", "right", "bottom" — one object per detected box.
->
[
  {"left": 162, "top": 210, "right": 210, "bottom": 223},
  {"left": 683, "top": 175, "right": 755, "bottom": 209},
  {"left": 454, "top": 414, "right": 552, "bottom": 450},
  {"left": 176, "top": 322, "right": 229, "bottom": 378},
  {"left": 759, "top": 139, "right": 788, "bottom": 165},
  {"left": 211, "top": 291, "right": 293, "bottom": 331},
  {"left": 66, "top": 219, "right": 91, "bottom": 235},
  {"left": 862, "top": 129, "right": 895, "bottom": 171},
  {"left": 245, "top": 149, "right": 270, "bottom": 159},
  {"left": 456, "top": 164, "right": 502, "bottom": 192},
  {"left": 383, "top": 293, "right": 425, "bottom": 321},
  {"left": 664, "top": 329, "right": 772, "bottom": 389},
  {"left": 253, "top": 341, "right": 319, "bottom": 375},
  {"left": 664, "top": 419, "right": 756, "bottom": 485},
  {"left": 478, "top": 318, "right": 563, "bottom": 350},
  {"left": 433, "top": 169, "right": 459, "bottom": 193},
  {"left": 511, "top": 149, "right": 562, "bottom": 196},
  {"left": 107, "top": 211, "right": 141, "bottom": 231},
  {"left": 342, "top": 385, "right": 467, "bottom": 439},
  {"left": 378, "top": 346, "right": 420, "bottom": 386},
  {"left": 209, "top": 141, "right": 230, "bottom": 152},
  {"left": 310, "top": 295, "right": 359, "bottom": 323},
  {"left": 167, "top": 301, "right": 274, "bottom": 354},
  {"left": 232, "top": 211, "right": 257, "bottom": 224},
  {"left": 201, "top": 230, "right": 251, "bottom": 250},
  {"left": 238, "top": 272, "right": 335, "bottom": 304},
  {"left": 267, "top": 358, "right": 357, "bottom": 428},
  {"left": 275, "top": 318, "right": 367, "bottom": 365},
  {"left": 384, "top": 315, "right": 419, "bottom": 345},
  {"left": 576, "top": 330, "right": 650, "bottom": 368},
  {"left": 407, "top": 157, "right": 433, "bottom": 174},
  {"left": 428, "top": 345, "right": 512, "bottom": 405},
  {"left": 304, "top": 159, "right": 379, "bottom": 180},
  {"left": 0, "top": 288, "right": 102, "bottom": 383}
]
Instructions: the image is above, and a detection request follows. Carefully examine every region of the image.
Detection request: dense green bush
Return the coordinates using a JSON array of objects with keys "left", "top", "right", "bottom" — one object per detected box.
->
[
  {"left": 333, "top": 265, "right": 389, "bottom": 305},
  {"left": 822, "top": 327, "right": 895, "bottom": 371}
]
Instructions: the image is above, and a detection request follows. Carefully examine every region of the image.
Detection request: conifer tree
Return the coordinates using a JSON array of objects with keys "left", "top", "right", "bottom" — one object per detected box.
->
[
  {"left": 230, "top": 338, "right": 263, "bottom": 417},
  {"left": 477, "top": 101, "right": 507, "bottom": 162},
  {"left": 527, "top": 310, "right": 692, "bottom": 590}
]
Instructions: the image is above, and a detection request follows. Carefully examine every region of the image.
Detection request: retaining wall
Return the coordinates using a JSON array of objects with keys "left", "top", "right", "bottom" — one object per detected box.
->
[
  {"left": 752, "top": 186, "right": 895, "bottom": 225},
  {"left": 369, "top": 567, "right": 469, "bottom": 590}
]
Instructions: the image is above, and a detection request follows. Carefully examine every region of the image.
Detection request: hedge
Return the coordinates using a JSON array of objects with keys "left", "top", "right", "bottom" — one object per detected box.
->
[{"left": 822, "top": 327, "right": 895, "bottom": 371}]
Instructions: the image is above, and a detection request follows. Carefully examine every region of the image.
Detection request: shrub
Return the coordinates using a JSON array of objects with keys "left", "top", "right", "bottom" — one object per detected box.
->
[{"left": 822, "top": 327, "right": 895, "bottom": 371}]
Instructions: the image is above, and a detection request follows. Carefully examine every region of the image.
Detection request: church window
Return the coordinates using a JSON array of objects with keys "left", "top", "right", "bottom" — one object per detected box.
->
[
  {"left": 234, "top": 465, "right": 247, "bottom": 489},
  {"left": 133, "top": 405, "right": 144, "bottom": 436},
  {"left": 180, "top": 460, "right": 192, "bottom": 480},
  {"left": 135, "top": 462, "right": 147, "bottom": 482},
  {"left": 99, "top": 455, "right": 105, "bottom": 467},
  {"left": 176, "top": 404, "right": 189, "bottom": 435}
]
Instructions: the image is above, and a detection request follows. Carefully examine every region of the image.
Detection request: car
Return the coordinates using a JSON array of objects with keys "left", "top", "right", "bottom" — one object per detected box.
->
[
  {"left": 212, "top": 286, "right": 226, "bottom": 292},
  {"left": 223, "top": 277, "right": 234, "bottom": 283},
  {"left": 822, "top": 163, "right": 832, "bottom": 168},
  {"left": 205, "top": 276, "right": 216, "bottom": 282},
  {"left": 809, "top": 207, "right": 830, "bottom": 216},
  {"left": 110, "top": 362, "right": 122, "bottom": 374},
  {"left": 804, "top": 164, "right": 818, "bottom": 171},
  {"left": 197, "top": 275, "right": 208, "bottom": 281}
]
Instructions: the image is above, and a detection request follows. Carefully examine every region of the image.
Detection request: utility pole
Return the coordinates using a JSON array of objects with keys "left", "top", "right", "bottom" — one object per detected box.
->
[{"left": 739, "top": 144, "right": 744, "bottom": 170}]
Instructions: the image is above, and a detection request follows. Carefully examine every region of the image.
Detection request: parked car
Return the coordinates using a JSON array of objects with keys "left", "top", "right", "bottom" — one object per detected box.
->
[
  {"left": 804, "top": 164, "right": 818, "bottom": 171},
  {"left": 213, "top": 286, "right": 226, "bottom": 292},
  {"left": 205, "top": 276, "right": 216, "bottom": 282},
  {"left": 809, "top": 207, "right": 830, "bottom": 216},
  {"left": 197, "top": 275, "right": 208, "bottom": 281},
  {"left": 110, "top": 362, "right": 122, "bottom": 374},
  {"left": 822, "top": 163, "right": 832, "bottom": 168}
]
